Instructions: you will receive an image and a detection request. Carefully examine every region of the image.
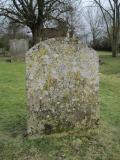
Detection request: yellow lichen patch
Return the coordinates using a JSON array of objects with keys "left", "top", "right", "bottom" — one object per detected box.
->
[
  {"left": 47, "top": 64, "right": 52, "bottom": 72},
  {"left": 30, "top": 52, "right": 37, "bottom": 61},
  {"left": 74, "top": 72, "right": 81, "bottom": 81},
  {"left": 67, "top": 71, "right": 74, "bottom": 79},
  {"left": 62, "top": 90, "right": 70, "bottom": 102},
  {"left": 29, "top": 64, "right": 32, "bottom": 68},
  {"left": 44, "top": 74, "right": 58, "bottom": 90},
  {"left": 38, "top": 48, "right": 48, "bottom": 57},
  {"left": 64, "top": 47, "right": 75, "bottom": 54},
  {"left": 79, "top": 53, "right": 88, "bottom": 60}
]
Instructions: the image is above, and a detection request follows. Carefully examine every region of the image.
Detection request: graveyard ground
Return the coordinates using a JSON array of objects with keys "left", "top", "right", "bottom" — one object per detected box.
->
[{"left": 0, "top": 52, "right": 120, "bottom": 160}]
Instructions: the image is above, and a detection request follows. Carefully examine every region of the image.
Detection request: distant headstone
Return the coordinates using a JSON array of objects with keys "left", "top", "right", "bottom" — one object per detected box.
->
[
  {"left": 10, "top": 39, "right": 29, "bottom": 60},
  {"left": 26, "top": 38, "right": 99, "bottom": 136},
  {"left": 0, "top": 48, "right": 5, "bottom": 56}
]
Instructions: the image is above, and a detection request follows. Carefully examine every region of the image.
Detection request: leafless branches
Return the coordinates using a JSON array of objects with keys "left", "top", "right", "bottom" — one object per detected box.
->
[{"left": 0, "top": 0, "right": 72, "bottom": 43}]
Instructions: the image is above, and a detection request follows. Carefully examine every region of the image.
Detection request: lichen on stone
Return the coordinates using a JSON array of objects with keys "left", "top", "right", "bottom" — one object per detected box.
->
[{"left": 26, "top": 38, "right": 99, "bottom": 136}]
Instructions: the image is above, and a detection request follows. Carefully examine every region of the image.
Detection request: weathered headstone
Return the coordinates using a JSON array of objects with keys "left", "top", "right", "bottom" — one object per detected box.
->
[
  {"left": 0, "top": 48, "right": 5, "bottom": 54},
  {"left": 10, "top": 39, "right": 29, "bottom": 60},
  {"left": 26, "top": 38, "right": 99, "bottom": 136}
]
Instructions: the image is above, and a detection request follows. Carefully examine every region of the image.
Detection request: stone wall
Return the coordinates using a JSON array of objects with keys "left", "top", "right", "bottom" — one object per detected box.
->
[
  {"left": 26, "top": 38, "right": 99, "bottom": 136},
  {"left": 10, "top": 39, "right": 29, "bottom": 60}
]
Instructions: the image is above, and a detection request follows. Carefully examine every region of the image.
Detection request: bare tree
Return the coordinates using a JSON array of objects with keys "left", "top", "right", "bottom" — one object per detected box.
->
[
  {"left": 0, "top": 0, "right": 72, "bottom": 44},
  {"left": 93, "top": 0, "right": 120, "bottom": 57},
  {"left": 84, "top": 7, "right": 104, "bottom": 47}
]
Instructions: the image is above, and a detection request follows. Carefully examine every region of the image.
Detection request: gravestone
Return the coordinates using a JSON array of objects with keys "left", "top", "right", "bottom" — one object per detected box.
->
[
  {"left": 10, "top": 39, "right": 29, "bottom": 60},
  {"left": 26, "top": 38, "right": 99, "bottom": 136}
]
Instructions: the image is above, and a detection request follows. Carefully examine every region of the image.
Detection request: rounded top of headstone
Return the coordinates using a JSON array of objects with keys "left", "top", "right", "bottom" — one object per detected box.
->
[
  {"left": 26, "top": 38, "right": 99, "bottom": 86},
  {"left": 27, "top": 38, "right": 88, "bottom": 55}
]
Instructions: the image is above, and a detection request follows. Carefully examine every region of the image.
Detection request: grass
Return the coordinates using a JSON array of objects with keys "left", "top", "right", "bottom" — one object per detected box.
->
[{"left": 0, "top": 52, "right": 120, "bottom": 160}]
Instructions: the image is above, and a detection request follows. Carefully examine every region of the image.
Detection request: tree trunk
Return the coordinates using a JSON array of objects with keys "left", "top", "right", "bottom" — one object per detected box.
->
[
  {"left": 112, "top": 30, "right": 119, "bottom": 57},
  {"left": 31, "top": 25, "right": 44, "bottom": 45},
  {"left": 112, "top": 27, "right": 119, "bottom": 57},
  {"left": 112, "top": 3, "right": 119, "bottom": 57},
  {"left": 116, "top": 4, "right": 120, "bottom": 55},
  {"left": 112, "top": 36, "right": 117, "bottom": 57}
]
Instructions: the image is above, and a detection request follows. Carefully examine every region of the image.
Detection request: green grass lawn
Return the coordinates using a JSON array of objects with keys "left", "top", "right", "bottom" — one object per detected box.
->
[{"left": 0, "top": 52, "right": 120, "bottom": 160}]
